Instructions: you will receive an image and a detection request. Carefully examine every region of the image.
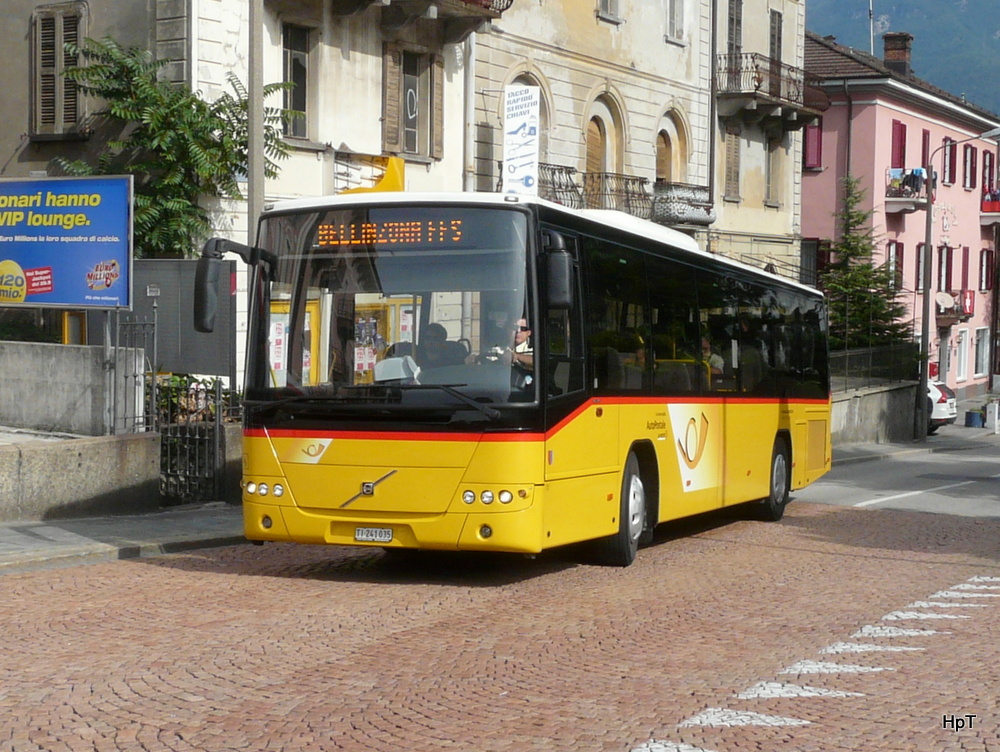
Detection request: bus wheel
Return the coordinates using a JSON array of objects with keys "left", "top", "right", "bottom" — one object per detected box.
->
[
  {"left": 596, "top": 451, "right": 645, "bottom": 567},
  {"left": 759, "top": 437, "right": 790, "bottom": 521}
]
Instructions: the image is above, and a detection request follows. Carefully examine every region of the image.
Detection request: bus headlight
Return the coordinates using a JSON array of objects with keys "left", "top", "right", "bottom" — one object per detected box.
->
[
  {"left": 499, "top": 490, "right": 513, "bottom": 504},
  {"left": 462, "top": 490, "right": 475, "bottom": 504},
  {"left": 246, "top": 482, "right": 257, "bottom": 495},
  {"left": 258, "top": 483, "right": 269, "bottom": 496},
  {"left": 481, "top": 491, "right": 494, "bottom": 505}
]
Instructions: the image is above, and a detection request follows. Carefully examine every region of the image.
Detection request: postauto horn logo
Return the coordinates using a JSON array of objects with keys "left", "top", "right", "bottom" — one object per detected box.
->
[{"left": 668, "top": 404, "right": 721, "bottom": 493}]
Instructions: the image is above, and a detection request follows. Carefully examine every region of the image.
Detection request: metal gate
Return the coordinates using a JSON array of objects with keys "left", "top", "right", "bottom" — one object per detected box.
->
[{"left": 113, "top": 313, "right": 239, "bottom": 504}]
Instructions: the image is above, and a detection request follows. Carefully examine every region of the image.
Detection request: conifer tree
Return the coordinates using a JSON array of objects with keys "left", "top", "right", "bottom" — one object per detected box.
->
[
  {"left": 55, "top": 38, "right": 294, "bottom": 258},
  {"left": 819, "top": 176, "right": 912, "bottom": 350}
]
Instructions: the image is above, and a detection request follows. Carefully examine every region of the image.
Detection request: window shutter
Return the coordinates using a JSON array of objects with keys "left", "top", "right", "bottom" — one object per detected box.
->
[
  {"left": 961, "top": 246, "right": 970, "bottom": 290},
  {"left": 430, "top": 54, "right": 445, "bottom": 160},
  {"left": 947, "top": 140, "right": 957, "bottom": 184},
  {"left": 725, "top": 127, "right": 741, "bottom": 197},
  {"left": 891, "top": 120, "right": 906, "bottom": 169},
  {"left": 62, "top": 14, "right": 79, "bottom": 126},
  {"left": 36, "top": 14, "right": 57, "bottom": 131},
  {"left": 804, "top": 122, "right": 822, "bottom": 168},
  {"left": 382, "top": 43, "right": 402, "bottom": 154}
]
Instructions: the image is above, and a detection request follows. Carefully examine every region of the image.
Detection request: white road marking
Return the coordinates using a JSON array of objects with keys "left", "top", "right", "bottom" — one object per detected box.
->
[
  {"left": 852, "top": 624, "right": 945, "bottom": 638},
  {"left": 930, "top": 590, "right": 1000, "bottom": 599},
  {"left": 947, "top": 583, "right": 1000, "bottom": 590},
  {"left": 735, "top": 681, "right": 864, "bottom": 699},
  {"left": 679, "top": 708, "right": 810, "bottom": 727},
  {"left": 780, "top": 660, "right": 890, "bottom": 674},
  {"left": 968, "top": 576, "right": 1000, "bottom": 583},
  {"left": 882, "top": 611, "right": 971, "bottom": 620},
  {"left": 852, "top": 479, "right": 977, "bottom": 507},
  {"left": 819, "top": 642, "right": 923, "bottom": 654},
  {"left": 631, "top": 743, "right": 717, "bottom": 752},
  {"left": 906, "top": 601, "right": 991, "bottom": 608}
]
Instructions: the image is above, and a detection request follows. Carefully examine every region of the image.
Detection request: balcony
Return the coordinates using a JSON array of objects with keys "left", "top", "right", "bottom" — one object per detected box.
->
[
  {"left": 496, "top": 162, "right": 584, "bottom": 208},
  {"left": 982, "top": 191, "right": 1000, "bottom": 226},
  {"left": 582, "top": 173, "right": 652, "bottom": 219},
  {"left": 651, "top": 181, "right": 715, "bottom": 227},
  {"left": 716, "top": 52, "right": 829, "bottom": 130},
  {"left": 496, "top": 164, "right": 654, "bottom": 219},
  {"left": 884, "top": 168, "right": 928, "bottom": 214},
  {"left": 331, "top": 0, "right": 513, "bottom": 43},
  {"left": 935, "top": 290, "right": 974, "bottom": 327}
]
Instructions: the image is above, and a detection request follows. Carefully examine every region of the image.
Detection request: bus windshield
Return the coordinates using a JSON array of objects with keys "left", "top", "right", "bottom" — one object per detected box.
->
[{"left": 246, "top": 204, "right": 534, "bottom": 414}]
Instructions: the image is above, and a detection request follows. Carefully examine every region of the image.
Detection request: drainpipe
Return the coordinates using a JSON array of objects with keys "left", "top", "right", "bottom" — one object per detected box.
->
[
  {"left": 707, "top": 0, "right": 717, "bottom": 219},
  {"left": 463, "top": 34, "right": 477, "bottom": 192}
]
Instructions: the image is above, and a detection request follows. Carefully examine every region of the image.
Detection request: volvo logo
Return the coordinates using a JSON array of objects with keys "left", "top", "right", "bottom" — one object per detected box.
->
[{"left": 339, "top": 470, "right": 398, "bottom": 508}]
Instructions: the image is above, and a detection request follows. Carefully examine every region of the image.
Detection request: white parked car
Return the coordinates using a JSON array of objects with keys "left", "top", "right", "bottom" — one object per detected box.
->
[{"left": 927, "top": 381, "right": 958, "bottom": 434}]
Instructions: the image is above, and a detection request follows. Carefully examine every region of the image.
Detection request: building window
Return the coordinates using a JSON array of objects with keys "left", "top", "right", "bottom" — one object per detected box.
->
[
  {"left": 728, "top": 0, "right": 743, "bottom": 57},
  {"left": 382, "top": 45, "right": 445, "bottom": 159},
  {"left": 983, "top": 150, "right": 995, "bottom": 194},
  {"left": 961, "top": 246, "right": 970, "bottom": 290},
  {"left": 724, "top": 126, "right": 741, "bottom": 200},
  {"left": 975, "top": 327, "right": 989, "bottom": 376},
  {"left": 891, "top": 120, "right": 906, "bottom": 169},
  {"left": 765, "top": 137, "right": 782, "bottom": 206},
  {"left": 956, "top": 329, "right": 968, "bottom": 381},
  {"left": 597, "top": 0, "right": 622, "bottom": 23},
  {"left": 963, "top": 145, "right": 978, "bottom": 190},
  {"left": 887, "top": 241, "right": 903, "bottom": 289},
  {"left": 980, "top": 249, "right": 995, "bottom": 291},
  {"left": 942, "top": 138, "right": 956, "bottom": 185},
  {"left": 32, "top": 3, "right": 85, "bottom": 138},
  {"left": 921, "top": 129, "right": 931, "bottom": 168},
  {"left": 282, "top": 24, "right": 309, "bottom": 138},
  {"left": 656, "top": 131, "right": 673, "bottom": 183},
  {"left": 938, "top": 245, "right": 953, "bottom": 291},
  {"left": 803, "top": 122, "right": 822, "bottom": 169},
  {"left": 666, "top": 0, "right": 684, "bottom": 41},
  {"left": 916, "top": 243, "right": 927, "bottom": 291}
]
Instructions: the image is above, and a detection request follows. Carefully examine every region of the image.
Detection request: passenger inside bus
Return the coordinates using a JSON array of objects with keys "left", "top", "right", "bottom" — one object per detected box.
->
[{"left": 414, "top": 323, "right": 468, "bottom": 369}]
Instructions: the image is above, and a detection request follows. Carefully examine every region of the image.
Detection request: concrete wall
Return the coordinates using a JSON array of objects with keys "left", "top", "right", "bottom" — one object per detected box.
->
[
  {"left": 832, "top": 383, "right": 917, "bottom": 445},
  {"left": 0, "top": 341, "right": 143, "bottom": 436},
  {"left": 0, "top": 432, "right": 160, "bottom": 522}
]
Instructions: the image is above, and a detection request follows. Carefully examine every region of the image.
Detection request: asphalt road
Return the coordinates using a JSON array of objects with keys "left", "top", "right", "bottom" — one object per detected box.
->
[
  {"left": 798, "top": 432, "right": 1000, "bottom": 517},
  {"left": 1, "top": 494, "right": 998, "bottom": 752}
]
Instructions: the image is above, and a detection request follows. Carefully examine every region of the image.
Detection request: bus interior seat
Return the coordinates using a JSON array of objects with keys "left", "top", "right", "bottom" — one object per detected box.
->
[
  {"left": 654, "top": 361, "right": 693, "bottom": 392},
  {"left": 441, "top": 340, "right": 469, "bottom": 366},
  {"left": 592, "top": 347, "right": 622, "bottom": 390}
]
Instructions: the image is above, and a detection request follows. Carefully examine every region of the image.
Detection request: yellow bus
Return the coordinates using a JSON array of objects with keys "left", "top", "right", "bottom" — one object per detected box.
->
[{"left": 195, "top": 193, "right": 830, "bottom": 566}]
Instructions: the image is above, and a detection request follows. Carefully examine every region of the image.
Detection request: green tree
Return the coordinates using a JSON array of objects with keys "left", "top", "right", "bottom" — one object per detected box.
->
[
  {"left": 56, "top": 38, "right": 293, "bottom": 258},
  {"left": 819, "top": 176, "right": 911, "bottom": 350}
]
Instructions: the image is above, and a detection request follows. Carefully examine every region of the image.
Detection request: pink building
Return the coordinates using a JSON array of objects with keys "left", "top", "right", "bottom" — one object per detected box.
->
[{"left": 802, "top": 31, "right": 1000, "bottom": 400}]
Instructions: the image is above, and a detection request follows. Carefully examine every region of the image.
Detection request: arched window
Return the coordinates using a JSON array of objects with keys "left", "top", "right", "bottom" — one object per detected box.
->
[
  {"left": 587, "top": 116, "right": 607, "bottom": 173},
  {"left": 656, "top": 131, "right": 672, "bottom": 183}
]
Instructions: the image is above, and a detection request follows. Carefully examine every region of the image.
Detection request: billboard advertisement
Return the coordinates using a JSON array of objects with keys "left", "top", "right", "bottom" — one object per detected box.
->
[
  {"left": 502, "top": 85, "right": 540, "bottom": 196},
  {"left": 0, "top": 175, "right": 133, "bottom": 309}
]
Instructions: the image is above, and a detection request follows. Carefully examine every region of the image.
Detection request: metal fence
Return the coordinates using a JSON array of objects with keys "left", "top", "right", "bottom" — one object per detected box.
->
[
  {"left": 158, "top": 377, "right": 241, "bottom": 504},
  {"left": 110, "top": 312, "right": 240, "bottom": 504},
  {"left": 829, "top": 342, "right": 920, "bottom": 393}
]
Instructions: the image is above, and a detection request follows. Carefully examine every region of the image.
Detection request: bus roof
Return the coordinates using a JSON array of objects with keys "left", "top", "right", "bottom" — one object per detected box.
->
[{"left": 261, "top": 192, "right": 821, "bottom": 298}]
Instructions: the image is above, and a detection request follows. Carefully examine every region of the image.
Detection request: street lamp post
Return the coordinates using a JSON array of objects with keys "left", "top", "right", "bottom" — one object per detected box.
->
[{"left": 916, "top": 126, "right": 1000, "bottom": 442}]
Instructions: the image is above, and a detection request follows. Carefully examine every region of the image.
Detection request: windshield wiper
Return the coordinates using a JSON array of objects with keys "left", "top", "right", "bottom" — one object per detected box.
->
[{"left": 398, "top": 384, "right": 501, "bottom": 420}]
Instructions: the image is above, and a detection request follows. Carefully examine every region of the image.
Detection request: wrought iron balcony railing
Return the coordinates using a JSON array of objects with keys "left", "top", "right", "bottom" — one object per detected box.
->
[
  {"left": 582, "top": 172, "right": 652, "bottom": 219},
  {"left": 496, "top": 162, "right": 584, "bottom": 208},
  {"left": 496, "top": 164, "right": 653, "bottom": 221},
  {"left": 716, "top": 52, "right": 829, "bottom": 113}
]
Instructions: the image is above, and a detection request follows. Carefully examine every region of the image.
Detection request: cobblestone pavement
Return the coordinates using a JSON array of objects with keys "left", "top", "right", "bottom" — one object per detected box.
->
[{"left": 0, "top": 501, "right": 998, "bottom": 752}]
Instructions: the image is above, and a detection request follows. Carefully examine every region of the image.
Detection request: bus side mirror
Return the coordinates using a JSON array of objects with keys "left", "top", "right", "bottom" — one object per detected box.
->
[
  {"left": 543, "top": 231, "right": 573, "bottom": 310},
  {"left": 194, "top": 255, "right": 222, "bottom": 333},
  {"left": 546, "top": 250, "right": 573, "bottom": 310}
]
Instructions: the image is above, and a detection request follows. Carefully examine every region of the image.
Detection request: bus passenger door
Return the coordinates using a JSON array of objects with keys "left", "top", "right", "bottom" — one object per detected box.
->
[{"left": 542, "top": 232, "right": 619, "bottom": 546}]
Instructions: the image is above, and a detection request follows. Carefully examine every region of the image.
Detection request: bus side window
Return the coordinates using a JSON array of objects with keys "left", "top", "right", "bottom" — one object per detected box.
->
[{"left": 546, "top": 234, "right": 584, "bottom": 396}]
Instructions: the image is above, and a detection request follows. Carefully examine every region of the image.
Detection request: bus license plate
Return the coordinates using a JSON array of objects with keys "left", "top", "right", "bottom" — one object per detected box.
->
[{"left": 355, "top": 527, "right": 393, "bottom": 543}]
